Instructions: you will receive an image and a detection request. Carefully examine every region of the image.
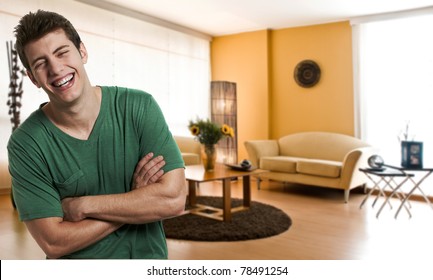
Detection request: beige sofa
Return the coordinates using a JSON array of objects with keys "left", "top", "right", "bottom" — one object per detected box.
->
[
  {"left": 174, "top": 136, "right": 201, "bottom": 165},
  {"left": 244, "top": 132, "right": 374, "bottom": 202}
]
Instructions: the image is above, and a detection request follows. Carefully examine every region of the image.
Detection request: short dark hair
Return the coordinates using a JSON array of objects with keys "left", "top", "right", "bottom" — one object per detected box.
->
[{"left": 14, "top": 10, "right": 82, "bottom": 71}]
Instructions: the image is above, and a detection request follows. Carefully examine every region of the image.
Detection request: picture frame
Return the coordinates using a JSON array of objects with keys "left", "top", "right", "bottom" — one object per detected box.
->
[{"left": 401, "top": 141, "right": 423, "bottom": 169}]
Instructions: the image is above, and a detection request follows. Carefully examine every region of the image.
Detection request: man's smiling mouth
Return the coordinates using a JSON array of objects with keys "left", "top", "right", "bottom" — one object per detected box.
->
[{"left": 52, "top": 74, "right": 74, "bottom": 87}]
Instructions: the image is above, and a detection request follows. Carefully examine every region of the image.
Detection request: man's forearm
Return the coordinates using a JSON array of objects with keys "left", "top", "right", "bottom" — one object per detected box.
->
[
  {"left": 25, "top": 217, "right": 122, "bottom": 259},
  {"left": 64, "top": 169, "right": 187, "bottom": 224}
]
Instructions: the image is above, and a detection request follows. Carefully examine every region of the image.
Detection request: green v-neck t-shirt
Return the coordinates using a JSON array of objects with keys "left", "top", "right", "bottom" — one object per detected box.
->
[{"left": 7, "top": 86, "right": 184, "bottom": 259}]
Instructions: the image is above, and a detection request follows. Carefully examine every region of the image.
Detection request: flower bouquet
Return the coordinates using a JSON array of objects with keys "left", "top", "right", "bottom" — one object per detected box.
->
[{"left": 188, "top": 118, "right": 234, "bottom": 171}]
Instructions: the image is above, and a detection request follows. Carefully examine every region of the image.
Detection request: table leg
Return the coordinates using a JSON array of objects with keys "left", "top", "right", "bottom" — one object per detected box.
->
[
  {"left": 243, "top": 175, "right": 251, "bottom": 207},
  {"left": 188, "top": 180, "right": 197, "bottom": 206},
  {"left": 376, "top": 176, "right": 412, "bottom": 218},
  {"left": 395, "top": 170, "right": 433, "bottom": 218},
  {"left": 360, "top": 175, "right": 389, "bottom": 209},
  {"left": 222, "top": 178, "right": 232, "bottom": 222},
  {"left": 374, "top": 177, "right": 396, "bottom": 209}
]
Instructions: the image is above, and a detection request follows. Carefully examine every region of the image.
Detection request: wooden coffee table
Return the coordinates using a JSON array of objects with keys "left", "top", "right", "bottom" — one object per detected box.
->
[{"left": 185, "top": 163, "right": 265, "bottom": 222}]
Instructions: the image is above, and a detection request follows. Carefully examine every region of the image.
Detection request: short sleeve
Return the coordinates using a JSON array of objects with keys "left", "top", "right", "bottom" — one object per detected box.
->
[
  {"left": 8, "top": 130, "right": 63, "bottom": 221},
  {"left": 132, "top": 93, "right": 185, "bottom": 172}
]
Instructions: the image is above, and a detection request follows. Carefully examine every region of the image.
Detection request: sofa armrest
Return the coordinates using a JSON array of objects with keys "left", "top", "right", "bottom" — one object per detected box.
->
[
  {"left": 244, "top": 140, "right": 279, "bottom": 168},
  {"left": 174, "top": 136, "right": 201, "bottom": 165},
  {"left": 340, "top": 146, "right": 376, "bottom": 190},
  {"left": 174, "top": 136, "right": 201, "bottom": 155}
]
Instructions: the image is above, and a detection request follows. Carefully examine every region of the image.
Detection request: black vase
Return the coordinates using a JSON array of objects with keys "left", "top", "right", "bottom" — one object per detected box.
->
[{"left": 401, "top": 141, "right": 423, "bottom": 169}]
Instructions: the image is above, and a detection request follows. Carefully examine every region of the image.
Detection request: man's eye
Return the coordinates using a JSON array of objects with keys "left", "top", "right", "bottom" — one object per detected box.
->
[
  {"left": 58, "top": 51, "right": 68, "bottom": 57},
  {"left": 34, "top": 61, "right": 46, "bottom": 70}
]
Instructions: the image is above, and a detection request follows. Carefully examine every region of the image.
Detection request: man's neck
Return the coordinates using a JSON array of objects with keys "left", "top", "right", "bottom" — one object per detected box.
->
[{"left": 43, "top": 86, "right": 102, "bottom": 140}]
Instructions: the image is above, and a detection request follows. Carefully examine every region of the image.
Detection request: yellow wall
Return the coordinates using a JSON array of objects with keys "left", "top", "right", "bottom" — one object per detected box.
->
[
  {"left": 211, "top": 21, "right": 354, "bottom": 160},
  {"left": 211, "top": 30, "right": 271, "bottom": 160},
  {"left": 271, "top": 21, "right": 354, "bottom": 138}
]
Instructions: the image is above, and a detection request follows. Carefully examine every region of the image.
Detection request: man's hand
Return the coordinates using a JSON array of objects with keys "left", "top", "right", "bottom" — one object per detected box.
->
[
  {"left": 132, "top": 152, "right": 165, "bottom": 190},
  {"left": 62, "top": 153, "right": 165, "bottom": 222},
  {"left": 62, "top": 197, "right": 85, "bottom": 222}
]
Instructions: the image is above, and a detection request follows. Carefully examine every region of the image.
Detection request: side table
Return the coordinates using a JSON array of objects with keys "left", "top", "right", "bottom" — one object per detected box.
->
[
  {"left": 360, "top": 167, "right": 433, "bottom": 218},
  {"left": 359, "top": 168, "right": 414, "bottom": 218},
  {"left": 394, "top": 168, "right": 433, "bottom": 218}
]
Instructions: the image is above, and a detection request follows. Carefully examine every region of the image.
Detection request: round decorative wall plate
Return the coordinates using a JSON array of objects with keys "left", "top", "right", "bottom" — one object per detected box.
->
[{"left": 294, "top": 60, "right": 321, "bottom": 88}]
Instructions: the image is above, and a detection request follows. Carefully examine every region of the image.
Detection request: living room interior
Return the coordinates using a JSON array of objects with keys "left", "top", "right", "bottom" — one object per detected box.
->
[{"left": 2, "top": 0, "right": 433, "bottom": 262}]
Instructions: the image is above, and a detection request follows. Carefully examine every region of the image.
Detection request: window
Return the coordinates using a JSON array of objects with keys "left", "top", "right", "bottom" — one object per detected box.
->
[
  {"left": 352, "top": 13, "right": 433, "bottom": 167},
  {"left": 82, "top": 13, "right": 211, "bottom": 136}
]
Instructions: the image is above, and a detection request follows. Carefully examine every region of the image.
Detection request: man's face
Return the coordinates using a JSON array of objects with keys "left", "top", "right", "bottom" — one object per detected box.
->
[{"left": 24, "top": 28, "right": 88, "bottom": 105}]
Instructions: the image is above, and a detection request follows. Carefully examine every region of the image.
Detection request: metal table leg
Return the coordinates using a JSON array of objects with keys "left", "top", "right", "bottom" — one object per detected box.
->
[
  {"left": 376, "top": 176, "right": 412, "bottom": 218},
  {"left": 395, "top": 170, "right": 433, "bottom": 218}
]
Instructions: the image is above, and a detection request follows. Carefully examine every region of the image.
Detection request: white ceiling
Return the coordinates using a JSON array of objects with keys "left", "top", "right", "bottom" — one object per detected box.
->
[{"left": 86, "top": 0, "right": 433, "bottom": 36}]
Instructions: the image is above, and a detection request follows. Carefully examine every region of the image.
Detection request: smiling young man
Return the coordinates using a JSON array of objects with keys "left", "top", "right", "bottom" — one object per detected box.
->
[{"left": 7, "top": 10, "right": 187, "bottom": 259}]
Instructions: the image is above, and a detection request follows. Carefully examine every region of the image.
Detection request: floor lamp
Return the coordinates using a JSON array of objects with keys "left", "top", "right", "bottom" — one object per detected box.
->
[{"left": 211, "top": 81, "right": 238, "bottom": 164}]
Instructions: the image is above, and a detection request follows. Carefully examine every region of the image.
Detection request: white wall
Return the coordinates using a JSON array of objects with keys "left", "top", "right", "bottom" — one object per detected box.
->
[{"left": 0, "top": 0, "right": 210, "bottom": 189}]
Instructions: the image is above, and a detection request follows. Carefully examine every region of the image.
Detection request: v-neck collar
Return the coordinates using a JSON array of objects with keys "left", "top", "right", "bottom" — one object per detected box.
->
[{"left": 38, "top": 87, "right": 107, "bottom": 144}]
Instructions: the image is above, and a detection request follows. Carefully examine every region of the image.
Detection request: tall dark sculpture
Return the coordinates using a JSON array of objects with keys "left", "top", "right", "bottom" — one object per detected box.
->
[
  {"left": 6, "top": 40, "right": 26, "bottom": 132},
  {"left": 6, "top": 40, "right": 26, "bottom": 208}
]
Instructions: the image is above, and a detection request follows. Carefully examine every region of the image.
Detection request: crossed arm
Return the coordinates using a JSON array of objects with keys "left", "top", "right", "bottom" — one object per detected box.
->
[{"left": 24, "top": 153, "right": 187, "bottom": 259}]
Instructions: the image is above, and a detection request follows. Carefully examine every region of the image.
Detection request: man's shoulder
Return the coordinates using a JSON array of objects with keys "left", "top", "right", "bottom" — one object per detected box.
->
[
  {"left": 9, "top": 110, "right": 45, "bottom": 138},
  {"left": 101, "top": 86, "right": 152, "bottom": 99},
  {"left": 101, "top": 86, "right": 156, "bottom": 113}
]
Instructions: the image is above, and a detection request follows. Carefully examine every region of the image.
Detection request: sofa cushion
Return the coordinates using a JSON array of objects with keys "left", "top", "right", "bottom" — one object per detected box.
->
[
  {"left": 296, "top": 159, "right": 342, "bottom": 178},
  {"left": 260, "top": 156, "right": 298, "bottom": 173}
]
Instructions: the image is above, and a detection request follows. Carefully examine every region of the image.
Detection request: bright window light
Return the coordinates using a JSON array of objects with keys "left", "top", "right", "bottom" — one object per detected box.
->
[{"left": 356, "top": 14, "right": 433, "bottom": 167}]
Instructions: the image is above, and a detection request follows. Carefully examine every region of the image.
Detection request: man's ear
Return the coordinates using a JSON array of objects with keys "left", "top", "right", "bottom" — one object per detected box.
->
[
  {"left": 79, "top": 42, "right": 88, "bottom": 64},
  {"left": 27, "top": 70, "right": 41, "bottom": 88}
]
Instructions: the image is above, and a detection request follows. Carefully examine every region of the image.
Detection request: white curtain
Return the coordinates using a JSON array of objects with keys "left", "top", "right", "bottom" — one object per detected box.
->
[
  {"left": 352, "top": 13, "right": 433, "bottom": 167},
  {"left": 82, "top": 12, "right": 211, "bottom": 137}
]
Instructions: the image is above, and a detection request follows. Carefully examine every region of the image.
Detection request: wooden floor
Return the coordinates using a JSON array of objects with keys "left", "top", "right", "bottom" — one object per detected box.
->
[{"left": 1, "top": 179, "right": 433, "bottom": 260}]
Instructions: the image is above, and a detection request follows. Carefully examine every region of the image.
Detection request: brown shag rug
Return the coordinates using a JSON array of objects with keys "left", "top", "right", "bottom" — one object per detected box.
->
[{"left": 163, "top": 196, "right": 292, "bottom": 241}]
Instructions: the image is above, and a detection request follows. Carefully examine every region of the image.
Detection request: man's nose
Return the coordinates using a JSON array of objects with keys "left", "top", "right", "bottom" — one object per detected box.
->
[{"left": 48, "top": 59, "right": 64, "bottom": 75}]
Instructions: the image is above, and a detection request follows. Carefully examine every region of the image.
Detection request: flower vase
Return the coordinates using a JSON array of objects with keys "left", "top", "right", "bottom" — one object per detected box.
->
[{"left": 201, "top": 144, "right": 217, "bottom": 171}]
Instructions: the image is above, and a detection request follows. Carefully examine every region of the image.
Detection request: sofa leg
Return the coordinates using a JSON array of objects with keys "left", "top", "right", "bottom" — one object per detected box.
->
[{"left": 344, "top": 189, "right": 350, "bottom": 203}]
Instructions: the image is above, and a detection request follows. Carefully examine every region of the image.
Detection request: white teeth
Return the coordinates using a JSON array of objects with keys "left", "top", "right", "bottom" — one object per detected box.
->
[{"left": 54, "top": 74, "right": 73, "bottom": 87}]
